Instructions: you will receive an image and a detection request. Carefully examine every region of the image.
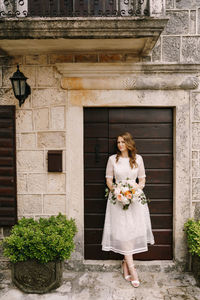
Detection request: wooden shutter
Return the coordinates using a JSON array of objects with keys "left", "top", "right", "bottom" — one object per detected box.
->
[{"left": 0, "top": 106, "right": 17, "bottom": 226}]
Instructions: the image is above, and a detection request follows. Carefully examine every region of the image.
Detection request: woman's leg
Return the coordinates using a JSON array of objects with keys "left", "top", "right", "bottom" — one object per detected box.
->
[
  {"left": 121, "top": 256, "right": 131, "bottom": 281},
  {"left": 124, "top": 254, "right": 139, "bottom": 282}
]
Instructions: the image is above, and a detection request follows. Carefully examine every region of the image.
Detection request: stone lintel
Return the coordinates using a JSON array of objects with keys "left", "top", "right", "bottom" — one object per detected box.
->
[
  {"left": 56, "top": 63, "right": 200, "bottom": 90},
  {"left": 61, "top": 75, "right": 199, "bottom": 90}
]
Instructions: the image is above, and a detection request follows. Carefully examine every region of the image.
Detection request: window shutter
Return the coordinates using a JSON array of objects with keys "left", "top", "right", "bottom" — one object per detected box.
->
[{"left": 0, "top": 106, "right": 17, "bottom": 226}]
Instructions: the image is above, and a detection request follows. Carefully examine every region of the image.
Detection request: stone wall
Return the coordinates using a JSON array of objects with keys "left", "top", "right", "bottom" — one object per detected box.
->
[{"left": 0, "top": 55, "right": 67, "bottom": 221}]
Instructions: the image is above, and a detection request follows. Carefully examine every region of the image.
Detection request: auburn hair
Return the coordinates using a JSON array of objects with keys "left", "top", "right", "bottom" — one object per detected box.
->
[{"left": 116, "top": 132, "right": 137, "bottom": 169}]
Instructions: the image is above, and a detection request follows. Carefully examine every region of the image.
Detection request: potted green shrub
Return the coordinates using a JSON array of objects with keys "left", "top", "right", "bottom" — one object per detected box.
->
[
  {"left": 1, "top": 213, "right": 77, "bottom": 294},
  {"left": 184, "top": 218, "right": 200, "bottom": 287}
]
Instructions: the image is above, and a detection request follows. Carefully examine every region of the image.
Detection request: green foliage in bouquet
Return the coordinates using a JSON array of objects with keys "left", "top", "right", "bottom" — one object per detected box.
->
[
  {"left": 184, "top": 219, "right": 200, "bottom": 257},
  {"left": 1, "top": 213, "right": 77, "bottom": 264}
]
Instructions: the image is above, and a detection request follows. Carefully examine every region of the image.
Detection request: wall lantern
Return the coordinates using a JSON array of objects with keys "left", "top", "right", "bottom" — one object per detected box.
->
[{"left": 10, "top": 65, "right": 31, "bottom": 107}]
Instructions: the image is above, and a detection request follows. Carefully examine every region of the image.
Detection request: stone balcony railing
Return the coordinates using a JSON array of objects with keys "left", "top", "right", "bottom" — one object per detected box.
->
[{"left": 0, "top": 0, "right": 165, "bottom": 18}]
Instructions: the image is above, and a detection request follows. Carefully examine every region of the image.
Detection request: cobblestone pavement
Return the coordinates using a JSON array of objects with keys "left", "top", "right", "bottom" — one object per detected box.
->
[{"left": 0, "top": 261, "right": 200, "bottom": 300}]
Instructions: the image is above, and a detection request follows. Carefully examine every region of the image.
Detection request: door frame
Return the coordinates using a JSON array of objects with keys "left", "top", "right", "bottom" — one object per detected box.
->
[{"left": 65, "top": 89, "right": 191, "bottom": 265}]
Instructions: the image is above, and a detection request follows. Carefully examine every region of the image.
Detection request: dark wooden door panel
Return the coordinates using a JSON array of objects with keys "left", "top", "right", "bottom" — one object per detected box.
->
[
  {"left": 0, "top": 106, "right": 17, "bottom": 226},
  {"left": 85, "top": 124, "right": 108, "bottom": 138},
  {"left": 84, "top": 138, "right": 109, "bottom": 153},
  {"left": 84, "top": 107, "right": 173, "bottom": 260},
  {"left": 109, "top": 108, "right": 173, "bottom": 124},
  {"left": 109, "top": 124, "right": 172, "bottom": 138},
  {"left": 109, "top": 139, "right": 173, "bottom": 154},
  {"left": 84, "top": 183, "right": 105, "bottom": 199}
]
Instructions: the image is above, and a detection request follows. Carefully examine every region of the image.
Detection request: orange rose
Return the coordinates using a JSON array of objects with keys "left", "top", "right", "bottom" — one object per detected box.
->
[
  {"left": 131, "top": 189, "right": 136, "bottom": 194},
  {"left": 117, "top": 194, "right": 123, "bottom": 201}
]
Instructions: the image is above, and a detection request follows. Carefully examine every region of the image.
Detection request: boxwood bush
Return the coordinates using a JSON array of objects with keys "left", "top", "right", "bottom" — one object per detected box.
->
[
  {"left": 1, "top": 213, "right": 77, "bottom": 263},
  {"left": 184, "top": 219, "right": 200, "bottom": 257}
]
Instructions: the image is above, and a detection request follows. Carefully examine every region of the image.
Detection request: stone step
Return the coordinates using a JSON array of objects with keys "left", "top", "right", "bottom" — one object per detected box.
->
[{"left": 64, "top": 260, "right": 181, "bottom": 273}]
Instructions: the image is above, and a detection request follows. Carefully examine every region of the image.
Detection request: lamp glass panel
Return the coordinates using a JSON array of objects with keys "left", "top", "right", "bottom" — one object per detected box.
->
[
  {"left": 20, "top": 80, "right": 26, "bottom": 95},
  {"left": 13, "top": 80, "right": 20, "bottom": 96}
]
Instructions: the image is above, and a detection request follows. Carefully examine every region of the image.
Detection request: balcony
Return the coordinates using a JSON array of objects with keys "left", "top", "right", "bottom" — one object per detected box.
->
[{"left": 0, "top": 0, "right": 168, "bottom": 57}]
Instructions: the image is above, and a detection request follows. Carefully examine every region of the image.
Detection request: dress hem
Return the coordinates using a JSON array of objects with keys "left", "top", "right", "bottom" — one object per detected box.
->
[{"left": 102, "top": 241, "right": 154, "bottom": 256}]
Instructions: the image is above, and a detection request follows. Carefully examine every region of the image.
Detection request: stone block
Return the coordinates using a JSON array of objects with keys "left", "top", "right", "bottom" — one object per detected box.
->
[
  {"left": 99, "top": 54, "right": 125, "bottom": 62},
  {"left": 17, "top": 151, "right": 44, "bottom": 172},
  {"left": 0, "top": 88, "right": 16, "bottom": 106},
  {"left": 192, "top": 93, "right": 200, "bottom": 121},
  {"left": 43, "top": 195, "right": 66, "bottom": 214},
  {"left": 47, "top": 174, "right": 66, "bottom": 193},
  {"left": 25, "top": 55, "right": 47, "bottom": 65},
  {"left": 75, "top": 54, "right": 98, "bottom": 63},
  {"left": 7, "top": 56, "right": 23, "bottom": 65},
  {"left": 50, "top": 54, "right": 74, "bottom": 64},
  {"left": 16, "top": 134, "right": 20, "bottom": 149},
  {"left": 152, "top": 37, "right": 161, "bottom": 62},
  {"left": 17, "top": 173, "right": 27, "bottom": 193},
  {"left": 164, "top": 10, "right": 189, "bottom": 35},
  {"left": 20, "top": 133, "right": 36, "bottom": 149},
  {"left": 37, "top": 67, "right": 58, "bottom": 87},
  {"left": 192, "top": 178, "right": 200, "bottom": 200},
  {"left": 32, "top": 88, "right": 66, "bottom": 108},
  {"left": 192, "top": 123, "right": 200, "bottom": 148},
  {"left": 166, "top": 0, "right": 174, "bottom": 9},
  {"left": 27, "top": 173, "right": 46, "bottom": 193},
  {"left": 190, "top": 10, "right": 196, "bottom": 34},
  {"left": 175, "top": 0, "right": 200, "bottom": 9},
  {"left": 124, "top": 54, "right": 140, "bottom": 62},
  {"left": 182, "top": 37, "right": 200, "bottom": 63},
  {"left": 193, "top": 202, "right": 200, "bottom": 220},
  {"left": 21, "top": 66, "right": 36, "bottom": 87},
  {"left": 33, "top": 108, "right": 49, "bottom": 130},
  {"left": 18, "top": 195, "right": 43, "bottom": 215},
  {"left": 37, "top": 132, "right": 65, "bottom": 148},
  {"left": 51, "top": 106, "right": 65, "bottom": 130},
  {"left": 162, "top": 36, "right": 180, "bottom": 62},
  {"left": 2, "top": 66, "right": 17, "bottom": 88},
  {"left": 151, "top": 0, "right": 165, "bottom": 15},
  {"left": 192, "top": 160, "right": 200, "bottom": 177},
  {"left": 16, "top": 110, "right": 33, "bottom": 132},
  {"left": 192, "top": 151, "right": 199, "bottom": 160},
  {"left": 198, "top": 8, "right": 200, "bottom": 34}
]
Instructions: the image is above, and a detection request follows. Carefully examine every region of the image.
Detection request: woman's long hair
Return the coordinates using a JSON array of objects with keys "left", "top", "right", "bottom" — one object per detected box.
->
[{"left": 116, "top": 132, "right": 137, "bottom": 169}]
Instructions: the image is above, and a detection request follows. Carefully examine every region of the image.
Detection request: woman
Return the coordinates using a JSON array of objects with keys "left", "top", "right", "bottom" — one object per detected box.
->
[{"left": 101, "top": 132, "right": 154, "bottom": 287}]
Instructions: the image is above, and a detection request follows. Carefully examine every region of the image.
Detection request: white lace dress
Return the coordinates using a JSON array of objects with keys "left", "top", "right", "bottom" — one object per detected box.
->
[{"left": 101, "top": 154, "right": 155, "bottom": 255}]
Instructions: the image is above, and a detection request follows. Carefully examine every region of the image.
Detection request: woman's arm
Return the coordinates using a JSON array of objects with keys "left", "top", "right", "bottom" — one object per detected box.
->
[
  {"left": 138, "top": 177, "right": 145, "bottom": 190},
  {"left": 106, "top": 178, "right": 114, "bottom": 191}
]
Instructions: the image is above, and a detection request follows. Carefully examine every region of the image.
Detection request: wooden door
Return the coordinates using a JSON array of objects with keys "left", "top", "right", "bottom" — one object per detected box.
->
[
  {"left": 84, "top": 107, "right": 173, "bottom": 260},
  {"left": 0, "top": 106, "right": 17, "bottom": 226}
]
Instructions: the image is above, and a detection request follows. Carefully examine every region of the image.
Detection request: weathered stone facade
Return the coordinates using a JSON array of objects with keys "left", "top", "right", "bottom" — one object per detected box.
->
[{"left": 0, "top": 0, "right": 200, "bottom": 268}]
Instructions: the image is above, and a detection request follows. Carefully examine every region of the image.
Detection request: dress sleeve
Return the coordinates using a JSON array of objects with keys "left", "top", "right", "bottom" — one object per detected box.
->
[
  {"left": 138, "top": 155, "right": 146, "bottom": 178},
  {"left": 105, "top": 156, "right": 114, "bottom": 179}
]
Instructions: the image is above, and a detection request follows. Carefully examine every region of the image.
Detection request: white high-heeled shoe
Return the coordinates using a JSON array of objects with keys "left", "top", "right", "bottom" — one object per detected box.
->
[
  {"left": 128, "top": 264, "right": 140, "bottom": 288},
  {"left": 121, "top": 260, "right": 131, "bottom": 281}
]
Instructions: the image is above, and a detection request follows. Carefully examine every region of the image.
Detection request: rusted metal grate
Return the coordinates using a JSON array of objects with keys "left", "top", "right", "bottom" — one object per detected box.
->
[{"left": 0, "top": 0, "right": 150, "bottom": 17}]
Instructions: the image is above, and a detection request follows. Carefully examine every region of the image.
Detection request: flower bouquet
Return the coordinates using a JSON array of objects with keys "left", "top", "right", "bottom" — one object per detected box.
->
[{"left": 105, "top": 179, "right": 148, "bottom": 210}]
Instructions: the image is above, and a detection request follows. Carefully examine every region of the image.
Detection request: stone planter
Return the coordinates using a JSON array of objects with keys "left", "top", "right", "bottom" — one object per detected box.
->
[
  {"left": 11, "top": 260, "right": 63, "bottom": 294},
  {"left": 192, "top": 255, "right": 200, "bottom": 287}
]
